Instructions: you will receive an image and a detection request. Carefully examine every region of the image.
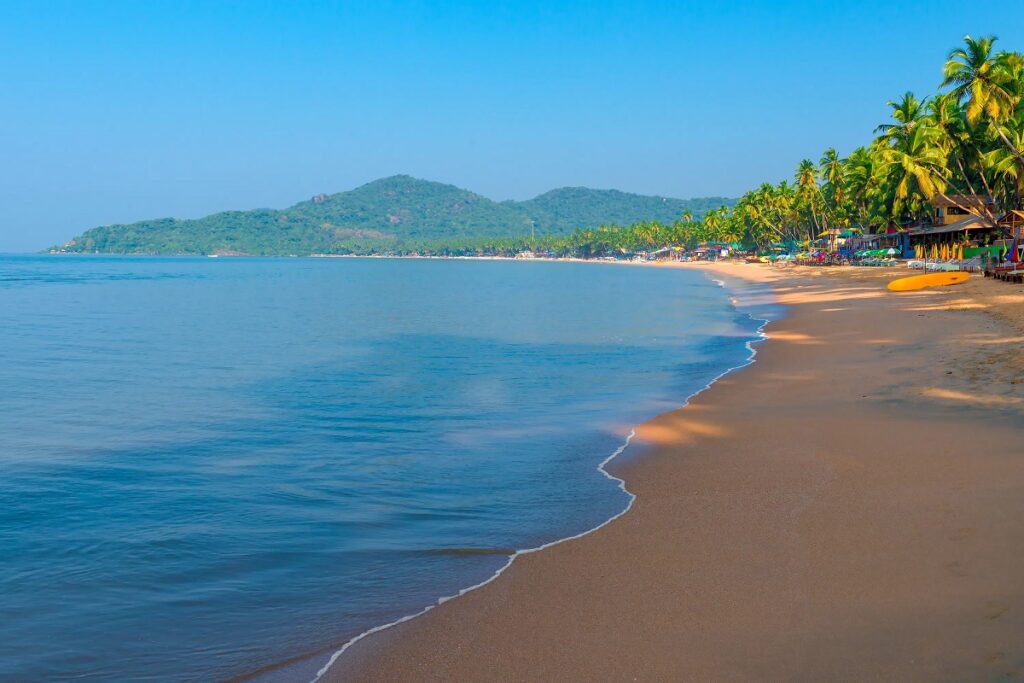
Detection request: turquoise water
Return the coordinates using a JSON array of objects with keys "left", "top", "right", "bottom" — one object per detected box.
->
[{"left": 0, "top": 256, "right": 767, "bottom": 681}]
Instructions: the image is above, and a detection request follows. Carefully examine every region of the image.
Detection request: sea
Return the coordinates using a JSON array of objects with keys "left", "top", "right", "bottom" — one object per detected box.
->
[{"left": 0, "top": 255, "right": 775, "bottom": 681}]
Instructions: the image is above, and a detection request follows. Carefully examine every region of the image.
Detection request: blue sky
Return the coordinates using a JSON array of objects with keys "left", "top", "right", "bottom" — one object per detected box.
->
[{"left": 2, "top": 0, "right": 1024, "bottom": 251}]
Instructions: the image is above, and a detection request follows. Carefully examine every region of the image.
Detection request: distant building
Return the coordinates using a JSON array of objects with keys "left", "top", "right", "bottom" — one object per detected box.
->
[
  {"left": 931, "top": 194, "right": 993, "bottom": 225},
  {"left": 312, "top": 193, "right": 326, "bottom": 204}
]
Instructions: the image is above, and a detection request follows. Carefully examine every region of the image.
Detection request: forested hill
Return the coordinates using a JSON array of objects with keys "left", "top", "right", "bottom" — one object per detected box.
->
[
  {"left": 54, "top": 175, "right": 735, "bottom": 255},
  {"left": 509, "top": 187, "right": 727, "bottom": 234}
]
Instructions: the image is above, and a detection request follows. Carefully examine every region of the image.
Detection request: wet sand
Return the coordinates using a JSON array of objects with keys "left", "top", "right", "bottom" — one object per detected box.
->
[{"left": 325, "top": 262, "right": 1024, "bottom": 682}]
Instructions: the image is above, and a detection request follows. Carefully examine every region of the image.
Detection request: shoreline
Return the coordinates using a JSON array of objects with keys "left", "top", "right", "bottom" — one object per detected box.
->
[
  {"left": 303, "top": 265, "right": 777, "bottom": 682},
  {"left": 323, "top": 262, "right": 1024, "bottom": 681},
  {"left": 230, "top": 261, "right": 777, "bottom": 683},
  {"left": 231, "top": 259, "right": 776, "bottom": 683}
]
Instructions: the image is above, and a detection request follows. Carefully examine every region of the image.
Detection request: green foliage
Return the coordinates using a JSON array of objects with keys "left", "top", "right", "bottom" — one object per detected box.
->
[
  {"left": 642, "top": 33, "right": 1024, "bottom": 252},
  {"left": 543, "top": 34, "right": 1024, "bottom": 255},
  {"left": 55, "top": 175, "right": 734, "bottom": 255},
  {"left": 510, "top": 187, "right": 732, "bottom": 234},
  {"left": 56, "top": 35, "right": 1024, "bottom": 259}
]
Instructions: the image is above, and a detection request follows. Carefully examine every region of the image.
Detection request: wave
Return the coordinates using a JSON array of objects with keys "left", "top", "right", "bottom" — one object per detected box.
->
[{"left": 311, "top": 272, "right": 775, "bottom": 682}]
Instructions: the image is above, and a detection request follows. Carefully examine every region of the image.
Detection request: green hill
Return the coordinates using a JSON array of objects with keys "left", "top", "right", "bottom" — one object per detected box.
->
[
  {"left": 55, "top": 175, "right": 735, "bottom": 255},
  {"left": 511, "top": 187, "right": 730, "bottom": 233}
]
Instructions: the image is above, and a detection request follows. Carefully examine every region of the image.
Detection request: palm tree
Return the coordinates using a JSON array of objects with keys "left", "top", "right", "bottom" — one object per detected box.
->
[
  {"left": 943, "top": 35, "right": 1017, "bottom": 122},
  {"left": 844, "top": 146, "right": 881, "bottom": 229},
  {"left": 504, "top": 35, "right": 1024, "bottom": 262},
  {"left": 701, "top": 208, "right": 723, "bottom": 243},
  {"left": 985, "top": 115, "right": 1024, "bottom": 208},
  {"left": 879, "top": 125, "right": 950, "bottom": 216},
  {"left": 819, "top": 147, "right": 846, "bottom": 223},
  {"left": 875, "top": 92, "right": 927, "bottom": 142},
  {"left": 926, "top": 92, "right": 1000, "bottom": 203},
  {"left": 795, "top": 159, "right": 823, "bottom": 238},
  {"left": 942, "top": 34, "right": 1024, "bottom": 164}
]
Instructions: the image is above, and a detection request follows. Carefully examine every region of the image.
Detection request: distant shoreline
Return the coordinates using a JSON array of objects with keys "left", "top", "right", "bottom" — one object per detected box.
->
[{"left": 43, "top": 250, "right": 705, "bottom": 268}]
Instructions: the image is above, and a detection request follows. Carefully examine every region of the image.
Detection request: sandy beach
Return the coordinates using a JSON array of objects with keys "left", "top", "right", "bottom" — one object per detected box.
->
[{"left": 324, "top": 262, "right": 1024, "bottom": 682}]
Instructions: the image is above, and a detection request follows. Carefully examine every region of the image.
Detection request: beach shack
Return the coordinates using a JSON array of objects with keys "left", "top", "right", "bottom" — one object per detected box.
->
[
  {"left": 1000, "top": 210, "right": 1024, "bottom": 239},
  {"left": 691, "top": 243, "right": 724, "bottom": 261},
  {"left": 906, "top": 213, "right": 1008, "bottom": 259},
  {"left": 931, "top": 194, "right": 994, "bottom": 225},
  {"left": 844, "top": 230, "right": 908, "bottom": 258}
]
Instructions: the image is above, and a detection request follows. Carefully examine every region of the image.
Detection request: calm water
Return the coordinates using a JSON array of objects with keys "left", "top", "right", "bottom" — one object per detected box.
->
[{"left": 0, "top": 255, "right": 768, "bottom": 681}]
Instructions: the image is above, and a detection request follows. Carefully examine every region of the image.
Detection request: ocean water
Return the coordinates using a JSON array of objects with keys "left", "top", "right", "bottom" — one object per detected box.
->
[{"left": 0, "top": 255, "right": 769, "bottom": 682}]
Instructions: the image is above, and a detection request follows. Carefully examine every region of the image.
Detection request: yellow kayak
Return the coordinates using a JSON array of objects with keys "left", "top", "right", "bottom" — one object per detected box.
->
[{"left": 887, "top": 272, "right": 970, "bottom": 292}]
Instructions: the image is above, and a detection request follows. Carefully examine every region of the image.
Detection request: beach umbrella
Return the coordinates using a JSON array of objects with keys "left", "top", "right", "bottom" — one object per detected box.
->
[
  {"left": 955, "top": 244, "right": 963, "bottom": 261},
  {"left": 887, "top": 247, "right": 898, "bottom": 256}
]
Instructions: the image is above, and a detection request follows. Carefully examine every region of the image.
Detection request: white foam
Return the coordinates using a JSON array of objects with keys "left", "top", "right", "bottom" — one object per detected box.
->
[{"left": 312, "top": 273, "right": 774, "bottom": 682}]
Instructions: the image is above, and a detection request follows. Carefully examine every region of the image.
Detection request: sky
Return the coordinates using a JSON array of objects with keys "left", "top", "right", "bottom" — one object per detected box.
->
[{"left": 2, "top": 1, "right": 1024, "bottom": 251}]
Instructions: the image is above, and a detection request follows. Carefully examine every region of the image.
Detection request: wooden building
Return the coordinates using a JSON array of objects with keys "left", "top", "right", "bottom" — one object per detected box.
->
[{"left": 999, "top": 210, "right": 1024, "bottom": 238}]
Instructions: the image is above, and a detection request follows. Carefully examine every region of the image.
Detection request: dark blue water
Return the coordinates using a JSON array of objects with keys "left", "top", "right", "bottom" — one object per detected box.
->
[{"left": 0, "top": 255, "right": 766, "bottom": 682}]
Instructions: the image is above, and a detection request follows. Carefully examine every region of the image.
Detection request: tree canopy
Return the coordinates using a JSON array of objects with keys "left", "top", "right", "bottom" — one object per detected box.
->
[
  {"left": 55, "top": 36, "right": 1024, "bottom": 259},
  {"left": 54, "top": 175, "right": 733, "bottom": 256}
]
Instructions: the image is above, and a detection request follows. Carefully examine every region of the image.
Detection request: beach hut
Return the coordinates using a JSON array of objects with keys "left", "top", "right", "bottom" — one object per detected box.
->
[
  {"left": 907, "top": 215, "right": 1002, "bottom": 257},
  {"left": 998, "top": 210, "right": 1024, "bottom": 234},
  {"left": 931, "top": 194, "right": 994, "bottom": 225}
]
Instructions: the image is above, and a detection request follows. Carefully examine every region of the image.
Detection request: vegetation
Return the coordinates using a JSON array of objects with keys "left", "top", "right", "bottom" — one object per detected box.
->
[
  {"left": 508, "top": 187, "right": 728, "bottom": 234},
  {"left": 429, "top": 34, "right": 1024, "bottom": 258},
  {"left": 57, "top": 36, "right": 1024, "bottom": 259},
  {"left": 55, "top": 175, "right": 732, "bottom": 255}
]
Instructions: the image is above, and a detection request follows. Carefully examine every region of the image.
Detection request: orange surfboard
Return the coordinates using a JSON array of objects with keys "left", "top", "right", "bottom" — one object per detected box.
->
[{"left": 887, "top": 272, "right": 970, "bottom": 292}]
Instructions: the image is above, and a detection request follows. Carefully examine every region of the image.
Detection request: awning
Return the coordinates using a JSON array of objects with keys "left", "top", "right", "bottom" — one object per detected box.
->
[{"left": 907, "top": 216, "right": 989, "bottom": 235}]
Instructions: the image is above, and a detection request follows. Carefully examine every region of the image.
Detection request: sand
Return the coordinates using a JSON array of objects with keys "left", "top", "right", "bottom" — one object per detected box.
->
[{"left": 325, "top": 262, "right": 1024, "bottom": 682}]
